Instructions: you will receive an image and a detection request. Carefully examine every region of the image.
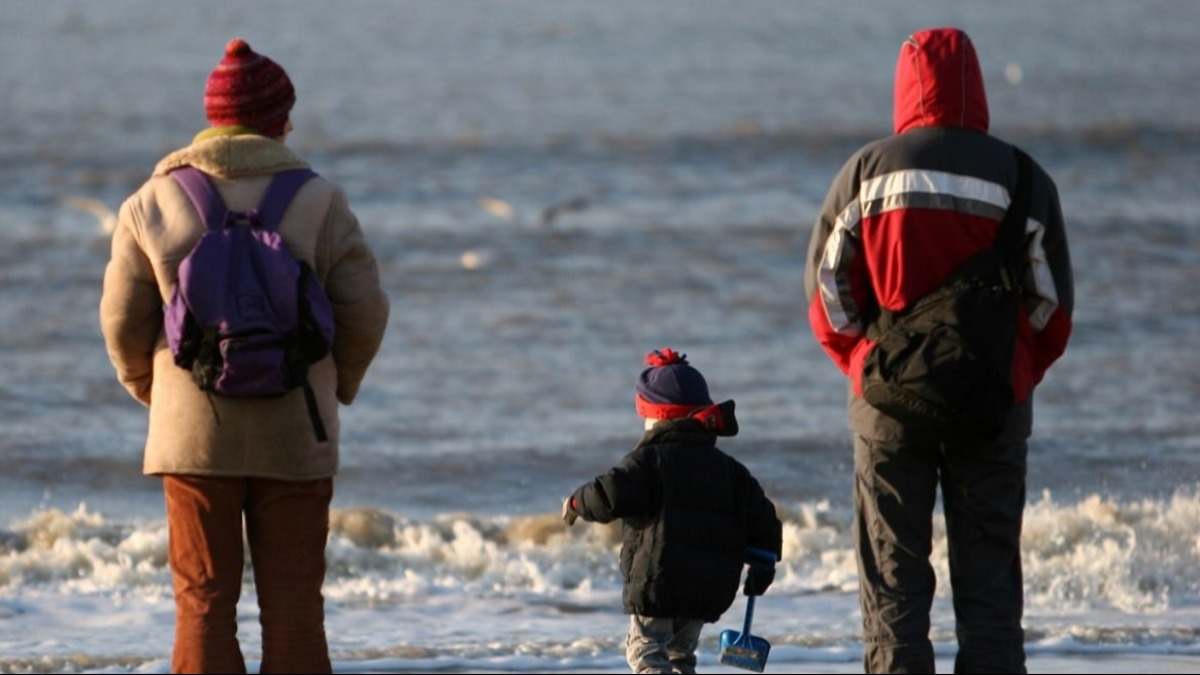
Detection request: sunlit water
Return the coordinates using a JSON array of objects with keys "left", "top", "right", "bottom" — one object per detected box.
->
[{"left": 1, "top": 2, "right": 1199, "bottom": 671}]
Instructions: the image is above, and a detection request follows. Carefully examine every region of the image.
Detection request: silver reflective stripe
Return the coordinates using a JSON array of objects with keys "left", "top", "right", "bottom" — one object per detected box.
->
[
  {"left": 817, "top": 200, "right": 864, "bottom": 336},
  {"left": 860, "top": 169, "right": 1011, "bottom": 212},
  {"left": 1024, "top": 217, "right": 1058, "bottom": 330},
  {"left": 855, "top": 168, "right": 1060, "bottom": 331},
  {"left": 835, "top": 199, "right": 863, "bottom": 236},
  {"left": 861, "top": 192, "right": 1007, "bottom": 221}
]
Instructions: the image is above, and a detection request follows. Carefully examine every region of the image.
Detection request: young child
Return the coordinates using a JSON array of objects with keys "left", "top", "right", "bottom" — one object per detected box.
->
[{"left": 562, "top": 348, "right": 783, "bottom": 674}]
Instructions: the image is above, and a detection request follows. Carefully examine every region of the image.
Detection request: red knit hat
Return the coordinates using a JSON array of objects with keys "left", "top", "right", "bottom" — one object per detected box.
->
[{"left": 204, "top": 38, "right": 295, "bottom": 138}]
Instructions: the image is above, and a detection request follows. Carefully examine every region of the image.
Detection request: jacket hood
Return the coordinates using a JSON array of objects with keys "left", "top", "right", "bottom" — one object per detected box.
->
[
  {"left": 893, "top": 27, "right": 989, "bottom": 135},
  {"left": 153, "top": 128, "right": 308, "bottom": 178}
]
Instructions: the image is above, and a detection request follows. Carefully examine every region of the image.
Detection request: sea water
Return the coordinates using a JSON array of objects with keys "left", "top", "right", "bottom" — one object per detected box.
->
[{"left": 1, "top": 1, "right": 1199, "bottom": 672}]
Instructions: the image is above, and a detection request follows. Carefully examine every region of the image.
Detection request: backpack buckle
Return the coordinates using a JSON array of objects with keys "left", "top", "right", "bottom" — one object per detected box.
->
[{"left": 223, "top": 209, "right": 262, "bottom": 229}]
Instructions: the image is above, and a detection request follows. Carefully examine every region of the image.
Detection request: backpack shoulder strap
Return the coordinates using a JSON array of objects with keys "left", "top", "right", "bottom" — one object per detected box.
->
[
  {"left": 994, "top": 149, "right": 1034, "bottom": 274},
  {"left": 256, "top": 169, "right": 318, "bottom": 231},
  {"left": 170, "top": 167, "right": 228, "bottom": 231}
]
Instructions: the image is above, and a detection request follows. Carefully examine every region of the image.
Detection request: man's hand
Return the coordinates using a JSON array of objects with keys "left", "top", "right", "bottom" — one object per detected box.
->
[
  {"left": 561, "top": 496, "right": 578, "bottom": 527},
  {"left": 743, "top": 563, "right": 775, "bottom": 596}
]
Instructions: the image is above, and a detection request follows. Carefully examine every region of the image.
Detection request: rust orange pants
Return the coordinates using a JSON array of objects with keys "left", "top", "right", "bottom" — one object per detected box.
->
[{"left": 164, "top": 475, "right": 333, "bottom": 674}]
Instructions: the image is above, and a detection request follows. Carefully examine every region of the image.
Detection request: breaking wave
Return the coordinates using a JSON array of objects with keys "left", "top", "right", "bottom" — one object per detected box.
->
[{"left": 3, "top": 490, "right": 1199, "bottom": 615}]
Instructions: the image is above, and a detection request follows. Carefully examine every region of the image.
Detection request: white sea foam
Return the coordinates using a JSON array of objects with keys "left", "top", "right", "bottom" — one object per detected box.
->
[
  {"left": 0, "top": 505, "right": 169, "bottom": 595},
  {"left": 1020, "top": 491, "right": 1200, "bottom": 613},
  {"left": 4, "top": 494, "right": 1200, "bottom": 672},
  {"left": 5, "top": 492, "right": 1199, "bottom": 617}
]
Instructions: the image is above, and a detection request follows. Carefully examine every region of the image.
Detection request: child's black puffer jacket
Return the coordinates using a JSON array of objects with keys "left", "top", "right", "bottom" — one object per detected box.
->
[{"left": 571, "top": 416, "right": 782, "bottom": 622}]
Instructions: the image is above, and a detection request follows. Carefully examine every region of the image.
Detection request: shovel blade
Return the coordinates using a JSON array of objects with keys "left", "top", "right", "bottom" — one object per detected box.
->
[{"left": 718, "top": 628, "right": 770, "bottom": 673}]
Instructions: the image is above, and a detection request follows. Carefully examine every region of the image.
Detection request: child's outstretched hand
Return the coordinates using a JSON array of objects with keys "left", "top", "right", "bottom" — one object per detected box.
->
[{"left": 561, "top": 496, "right": 578, "bottom": 526}]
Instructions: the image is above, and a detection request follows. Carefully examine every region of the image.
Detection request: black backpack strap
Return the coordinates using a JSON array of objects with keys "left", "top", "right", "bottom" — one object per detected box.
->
[
  {"left": 291, "top": 262, "right": 329, "bottom": 443},
  {"left": 994, "top": 149, "right": 1034, "bottom": 285},
  {"left": 301, "top": 379, "right": 329, "bottom": 443}
]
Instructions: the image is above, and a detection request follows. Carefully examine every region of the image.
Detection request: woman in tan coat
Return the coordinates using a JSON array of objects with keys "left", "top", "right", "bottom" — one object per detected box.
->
[{"left": 99, "top": 38, "right": 389, "bottom": 674}]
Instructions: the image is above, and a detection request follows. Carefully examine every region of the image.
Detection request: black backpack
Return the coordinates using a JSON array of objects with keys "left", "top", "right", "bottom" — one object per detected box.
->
[{"left": 860, "top": 150, "right": 1033, "bottom": 443}]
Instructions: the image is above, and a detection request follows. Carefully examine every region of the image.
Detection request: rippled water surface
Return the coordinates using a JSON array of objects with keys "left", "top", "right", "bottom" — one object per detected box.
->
[{"left": 1, "top": 1, "right": 1199, "bottom": 671}]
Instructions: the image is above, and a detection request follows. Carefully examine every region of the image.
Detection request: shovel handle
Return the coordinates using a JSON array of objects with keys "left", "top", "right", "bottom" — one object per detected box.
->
[{"left": 740, "top": 595, "right": 756, "bottom": 639}]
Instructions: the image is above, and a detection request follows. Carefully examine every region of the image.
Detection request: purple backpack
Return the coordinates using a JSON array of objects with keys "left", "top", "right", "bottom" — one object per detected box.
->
[{"left": 164, "top": 167, "right": 336, "bottom": 441}]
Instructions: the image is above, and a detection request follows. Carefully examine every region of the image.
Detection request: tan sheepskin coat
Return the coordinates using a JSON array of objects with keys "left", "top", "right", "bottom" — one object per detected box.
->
[{"left": 100, "top": 133, "right": 389, "bottom": 480}]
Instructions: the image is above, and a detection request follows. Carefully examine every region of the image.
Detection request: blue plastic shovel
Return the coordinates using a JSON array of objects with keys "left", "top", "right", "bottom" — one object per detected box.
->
[{"left": 718, "top": 594, "right": 770, "bottom": 672}]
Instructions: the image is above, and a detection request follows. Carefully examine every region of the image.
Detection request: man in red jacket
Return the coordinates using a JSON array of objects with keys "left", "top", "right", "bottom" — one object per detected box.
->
[{"left": 804, "top": 28, "right": 1073, "bottom": 673}]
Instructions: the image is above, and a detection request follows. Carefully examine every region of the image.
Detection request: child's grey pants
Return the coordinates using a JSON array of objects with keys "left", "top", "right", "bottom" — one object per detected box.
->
[{"left": 626, "top": 615, "right": 704, "bottom": 674}]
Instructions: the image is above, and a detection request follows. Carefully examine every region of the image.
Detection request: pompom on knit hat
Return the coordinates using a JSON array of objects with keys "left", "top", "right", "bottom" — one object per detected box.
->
[
  {"left": 635, "top": 348, "right": 714, "bottom": 419},
  {"left": 204, "top": 38, "right": 295, "bottom": 138}
]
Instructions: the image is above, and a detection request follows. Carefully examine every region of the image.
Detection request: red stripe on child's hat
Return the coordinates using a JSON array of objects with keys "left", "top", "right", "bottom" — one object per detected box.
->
[{"left": 635, "top": 394, "right": 701, "bottom": 420}]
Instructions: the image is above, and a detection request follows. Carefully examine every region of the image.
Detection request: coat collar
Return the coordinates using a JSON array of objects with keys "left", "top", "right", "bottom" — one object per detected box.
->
[
  {"left": 636, "top": 418, "right": 718, "bottom": 449},
  {"left": 153, "top": 127, "right": 309, "bottom": 178}
]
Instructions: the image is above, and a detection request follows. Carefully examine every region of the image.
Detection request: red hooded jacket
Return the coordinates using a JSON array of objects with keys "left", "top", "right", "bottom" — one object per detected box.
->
[{"left": 804, "top": 28, "right": 1073, "bottom": 436}]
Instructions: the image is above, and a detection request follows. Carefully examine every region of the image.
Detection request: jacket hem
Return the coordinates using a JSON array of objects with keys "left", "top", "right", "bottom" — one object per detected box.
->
[{"left": 143, "top": 466, "right": 337, "bottom": 482}]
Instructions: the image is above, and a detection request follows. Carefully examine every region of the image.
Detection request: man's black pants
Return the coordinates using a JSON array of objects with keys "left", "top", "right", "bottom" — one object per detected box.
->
[{"left": 853, "top": 434, "right": 1027, "bottom": 674}]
